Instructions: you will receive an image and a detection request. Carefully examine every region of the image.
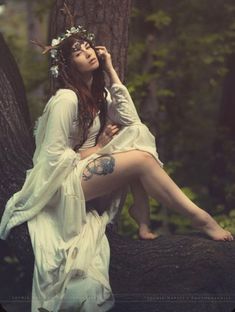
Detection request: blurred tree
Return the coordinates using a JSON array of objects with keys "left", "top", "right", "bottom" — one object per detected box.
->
[
  {"left": 0, "top": 0, "right": 53, "bottom": 126},
  {"left": 0, "top": 32, "right": 34, "bottom": 303},
  {"left": 209, "top": 52, "right": 235, "bottom": 214},
  {"left": 125, "top": 0, "right": 235, "bottom": 234}
]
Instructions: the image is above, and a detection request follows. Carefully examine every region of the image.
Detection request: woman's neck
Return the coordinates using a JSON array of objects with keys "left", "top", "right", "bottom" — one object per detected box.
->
[{"left": 82, "top": 73, "right": 93, "bottom": 91}]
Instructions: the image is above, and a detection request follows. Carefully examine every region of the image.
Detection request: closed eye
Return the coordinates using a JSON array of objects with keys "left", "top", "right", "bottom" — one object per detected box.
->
[{"left": 75, "top": 44, "right": 91, "bottom": 56}]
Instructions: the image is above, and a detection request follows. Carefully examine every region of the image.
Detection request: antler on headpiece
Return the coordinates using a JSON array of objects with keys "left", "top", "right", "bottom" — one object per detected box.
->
[
  {"left": 60, "top": 1, "right": 76, "bottom": 28},
  {"left": 30, "top": 1, "right": 77, "bottom": 54},
  {"left": 30, "top": 39, "right": 54, "bottom": 55},
  {"left": 31, "top": 0, "right": 95, "bottom": 78}
]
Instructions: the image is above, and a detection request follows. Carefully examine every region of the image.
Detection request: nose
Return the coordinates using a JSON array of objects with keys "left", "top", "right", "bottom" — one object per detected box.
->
[
  {"left": 86, "top": 50, "right": 92, "bottom": 58},
  {"left": 81, "top": 48, "right": 92, "bottom": 58}
]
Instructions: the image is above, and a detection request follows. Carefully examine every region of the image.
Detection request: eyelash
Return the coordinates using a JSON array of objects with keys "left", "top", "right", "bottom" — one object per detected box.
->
[{"left": 76, "top": 45, "right": 91, "bottom": 56}]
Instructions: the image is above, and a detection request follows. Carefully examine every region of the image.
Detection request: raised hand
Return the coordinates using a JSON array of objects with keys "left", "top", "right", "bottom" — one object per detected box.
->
[
  {"left": 96, "top": 123, "right": 120, "bottom": 148},
  {"left": 95, "top": 46, "right": 114, "bottom": 73}
]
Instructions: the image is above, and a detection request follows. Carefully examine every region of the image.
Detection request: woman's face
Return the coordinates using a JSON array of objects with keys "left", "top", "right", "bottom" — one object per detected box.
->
[{"left": 70, "top": 40, "right": 99, "bottom": 74}]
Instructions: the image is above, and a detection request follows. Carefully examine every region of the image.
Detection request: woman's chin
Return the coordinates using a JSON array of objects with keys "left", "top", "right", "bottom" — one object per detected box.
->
[{"left": 92, "top": 62, "right": 100, "bottom": 71}]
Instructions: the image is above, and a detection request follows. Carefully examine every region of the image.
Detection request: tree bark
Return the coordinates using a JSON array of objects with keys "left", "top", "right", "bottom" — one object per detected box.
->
[
  {"left": 0, "top": 33, "right": 31, "bottom": 129},
  {"left": 0, "top": 33, "right": 34, "bottom": 217},
  {"left": 107, "top": 227, "right": 235, "bottom": 312},
  {"left": 0, "top": 32, "right": 35, "bottom": 301}
]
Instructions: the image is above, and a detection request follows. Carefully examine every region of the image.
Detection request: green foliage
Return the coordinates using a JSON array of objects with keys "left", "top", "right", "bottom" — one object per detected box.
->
[
  {"left": 118, "top": 192, "right": 137, "bottom": 238},
  {"left": 145, "top": 10, "right": 172, "bottom": 29},
  {"left": 214, "top": 210, "right": 235, "bottom": 234},
  {"left": 0, "top": 1, "right": 51, "bottom": 123},
  {"left": 4, "top": 256, "right": 19, "bottom": 264},
  {"left": 123, "top": 0, "right": 235, "bottom": 235},
  {"left": 19, "top": 48, "right": 49, "bottom": 91}
]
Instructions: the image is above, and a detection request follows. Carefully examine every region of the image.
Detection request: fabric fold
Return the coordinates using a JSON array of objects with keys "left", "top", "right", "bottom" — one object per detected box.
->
[
  {"left": 0, "top": 89, "right": 81, "bottom": 240},
  {"left": 0, "top": 83, "right": 164, "bottom": 312}
]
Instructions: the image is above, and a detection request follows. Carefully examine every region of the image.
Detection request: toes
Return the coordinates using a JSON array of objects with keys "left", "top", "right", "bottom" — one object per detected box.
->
[
  {"left": 225, "top": 231, "right": 234, "bottom": 241},
  {"left": 138, "top": 232, "right": 159, "bottom": 240}
]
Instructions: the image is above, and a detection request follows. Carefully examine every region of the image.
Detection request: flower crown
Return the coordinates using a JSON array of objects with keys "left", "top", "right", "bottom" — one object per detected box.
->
[
  {"left": 49, "top": 26, "right": 95, "bottom": 78},
  {"left": 31, "top": 2, "right": 95, "bottom": 78}
]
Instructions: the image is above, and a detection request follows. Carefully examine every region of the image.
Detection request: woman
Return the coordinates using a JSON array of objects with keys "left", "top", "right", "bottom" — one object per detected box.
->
[
  {"left": 64, "top": 37, "right": 233, "bottom": 241},
  {"left": 0, "top": 26, "right": 233, "bottom": 312}
]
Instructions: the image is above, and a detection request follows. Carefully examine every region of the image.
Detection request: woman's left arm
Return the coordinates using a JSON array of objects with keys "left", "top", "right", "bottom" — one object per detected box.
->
[
  {"left": 95, "top": 45, "right": 122, "bottom": 86},
  {"left": 106, "top": 82, "right": 141, "bottom": 126},
  {"left": 96, "top": 46, "right": 141, "bottom": 125}
]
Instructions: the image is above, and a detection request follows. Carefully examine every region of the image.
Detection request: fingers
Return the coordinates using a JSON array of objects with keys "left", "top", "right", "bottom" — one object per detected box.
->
[
  {"left": 95, "top": 46, "right": 110, "bottom": 57},
  {"left": 95, "top": 46, "right": 108, "bottom": 54},
  {"left": 105, "top": 124, "right": 120, "bottom": 136},
  {"left": 97, "top": 123, "right": 121, "bottom": 147},
  {"left": 95, "top": 46, "right": 108, "bottom": 50},
  {"left": 112, "top": 127, "right": 120, "bottom": 135},
  {"left": 102, "top": 124, "right": 120, "bottom": 141}
]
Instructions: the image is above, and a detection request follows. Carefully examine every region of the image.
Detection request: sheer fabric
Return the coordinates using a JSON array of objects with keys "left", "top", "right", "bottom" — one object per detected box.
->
[{"left": 0, "top": 83, "right": 163, "bottom": 311}]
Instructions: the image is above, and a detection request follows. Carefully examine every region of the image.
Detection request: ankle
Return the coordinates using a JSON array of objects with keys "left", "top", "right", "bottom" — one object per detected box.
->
[
  {"left": 139, "top": 223, "right": 151, "bottom": 230},
  {"left": 191, "top": 209, "right": 211, "bottom": 227}
]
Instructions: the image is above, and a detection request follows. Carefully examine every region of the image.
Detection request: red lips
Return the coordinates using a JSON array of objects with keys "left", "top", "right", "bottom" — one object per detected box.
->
[{"left": 89, "top": 58, "right": 97, "bottom": 64}]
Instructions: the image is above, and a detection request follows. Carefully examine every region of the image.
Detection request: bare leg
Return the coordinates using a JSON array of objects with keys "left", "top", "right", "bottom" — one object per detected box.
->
[
  {"left": 129, "top": 179, "right": 159, "bottom": 239},
  {"left": 81, "top": 151, "right": 234, "bottom": 241}
]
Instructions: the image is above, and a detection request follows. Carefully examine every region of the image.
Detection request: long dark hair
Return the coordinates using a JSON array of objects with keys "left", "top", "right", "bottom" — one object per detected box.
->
[{"left": 51, "top": 33, "right": 108, "bottom": 150}]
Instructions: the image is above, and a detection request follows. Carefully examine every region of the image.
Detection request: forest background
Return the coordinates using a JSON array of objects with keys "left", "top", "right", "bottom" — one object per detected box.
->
[{"left": 0, "top": 0, "right": 235, "bottom": 240}]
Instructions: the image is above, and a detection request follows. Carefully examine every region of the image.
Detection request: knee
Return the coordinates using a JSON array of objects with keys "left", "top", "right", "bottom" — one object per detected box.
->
[
  {"left": 140, "top": 151, "right": 154, "bottom": 160},
  {"left": 137, "top": 151, "right": 155, "bottom": 166}
]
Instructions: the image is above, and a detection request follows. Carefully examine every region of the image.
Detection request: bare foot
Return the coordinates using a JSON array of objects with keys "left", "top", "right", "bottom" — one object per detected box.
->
[
  {"left": 138, "top": 224, "right": 159, "bottom": 240},
  {"left": 191, "top": 209, "right": 234, "bottom": 241},
  {"left": 128, "top": 204, "right": 160, "bottom": 240}
]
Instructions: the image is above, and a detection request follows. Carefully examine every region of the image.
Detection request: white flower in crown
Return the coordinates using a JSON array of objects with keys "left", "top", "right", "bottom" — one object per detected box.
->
[
  {"left": 51, "top": 38, "right": 61, "bottom": 46},
  {"left": 87, "top": 33, "right": 95, "bottom": 41},
  {"left": 70, "top": 26, "right": 78, "bottom": 33},
  {"left": 50, "top": 65, "right": 59, "bottom": 78},
  {"left": 65, "top": 29, "right": 72, "bottom": 37},
  {"left": 50, "top": 26, "right": 95, "bottom": 50},
  {"left": 64, "top": 26, "right": 80, "bottom": 38},
  {"left": 50, "top": 49, "right": 58, "bottom": 58}
]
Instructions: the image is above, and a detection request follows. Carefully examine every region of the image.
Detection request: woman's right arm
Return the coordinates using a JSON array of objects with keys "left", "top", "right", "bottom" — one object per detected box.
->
[
  {"left": 79, "top": 145, "right": 100, "bottom": 159},
  {"left": 78, "top": 124, "right": 120, "bottom": 159}
]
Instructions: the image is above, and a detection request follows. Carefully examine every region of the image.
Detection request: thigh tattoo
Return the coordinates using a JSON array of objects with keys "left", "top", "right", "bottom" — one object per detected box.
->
[{"left": 82, "top": 154, "right": 115, "bottom": 181}]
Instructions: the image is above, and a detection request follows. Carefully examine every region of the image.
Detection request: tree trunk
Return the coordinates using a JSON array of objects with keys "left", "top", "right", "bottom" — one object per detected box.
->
[
  {"left": 0, "top": 33, "right": 34, "bottom": 219},
  {"left": 0, "top": 32, "right": 35, "bottom": 301},
  {"left": 107, "top": 227, "right": 235, "bottom": 312},
  {"left": 0, "top": 33, "right": 31, "bottom": 129}
]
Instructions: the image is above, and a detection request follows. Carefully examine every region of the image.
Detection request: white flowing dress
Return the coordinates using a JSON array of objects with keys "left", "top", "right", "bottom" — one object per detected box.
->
[{"left": 0, "top": 83, "right": 164, "bottom": 312}]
